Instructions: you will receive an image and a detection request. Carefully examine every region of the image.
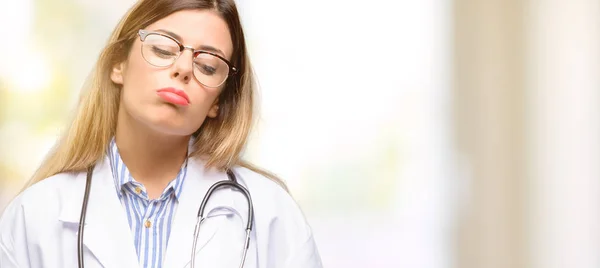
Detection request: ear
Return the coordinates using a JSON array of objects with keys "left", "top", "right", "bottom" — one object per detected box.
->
[
  {"left": 110, "top": 61, "right": 126, "bottom": 85},
  {"left": 207, "top": 101, "right": 219, "bottom": 118}
]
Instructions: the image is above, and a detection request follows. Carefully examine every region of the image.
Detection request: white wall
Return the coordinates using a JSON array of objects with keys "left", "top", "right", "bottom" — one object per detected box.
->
[
  {"left": 526, "top": 0, "right": 600, "bottom": 267},
  {"left": 239, "top": 0, "right": 453, "bottom": 266}
]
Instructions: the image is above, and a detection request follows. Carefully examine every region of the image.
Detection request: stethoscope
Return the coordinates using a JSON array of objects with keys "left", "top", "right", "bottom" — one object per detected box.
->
[{"left": 77, "top": 165, "right": 254, "bottom": 268}]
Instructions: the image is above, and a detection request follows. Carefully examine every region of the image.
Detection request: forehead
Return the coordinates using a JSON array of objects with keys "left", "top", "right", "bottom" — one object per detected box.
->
[{"left": 145, "top": 9, "right": 233, "bottom": 59}]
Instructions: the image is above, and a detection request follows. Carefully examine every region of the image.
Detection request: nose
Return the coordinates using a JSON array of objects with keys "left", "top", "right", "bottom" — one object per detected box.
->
[
  {"left": 172, "top": 69, "right": 191, "bottom": 83},
  {"left": 171, "top": 47, "right": 195, "bottom": 83}
]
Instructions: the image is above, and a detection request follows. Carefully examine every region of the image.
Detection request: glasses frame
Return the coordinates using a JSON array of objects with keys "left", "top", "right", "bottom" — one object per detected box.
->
[{"left": 137, "top": 29, "right": 238, "bottom": 88}]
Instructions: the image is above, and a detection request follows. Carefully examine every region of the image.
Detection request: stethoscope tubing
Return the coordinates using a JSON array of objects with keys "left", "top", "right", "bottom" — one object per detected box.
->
[{"left": 78, "top": 165, "right": 254, "bottom": 268}]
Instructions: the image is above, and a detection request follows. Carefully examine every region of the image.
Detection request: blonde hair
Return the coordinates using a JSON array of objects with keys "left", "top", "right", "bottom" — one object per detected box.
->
[{"left": 23, "top": 0, "right": 287, "bottom": 191}]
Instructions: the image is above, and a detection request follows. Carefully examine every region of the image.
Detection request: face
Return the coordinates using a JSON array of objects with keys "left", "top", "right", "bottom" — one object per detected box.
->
[{"left": 110, "top": 9, "right": 234, "bottom": 136}]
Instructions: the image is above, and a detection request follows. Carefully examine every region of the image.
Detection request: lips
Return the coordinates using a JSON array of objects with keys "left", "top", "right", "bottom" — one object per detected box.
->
[{"left": 156, "top": 87, "right": 190, "bottom": 106}]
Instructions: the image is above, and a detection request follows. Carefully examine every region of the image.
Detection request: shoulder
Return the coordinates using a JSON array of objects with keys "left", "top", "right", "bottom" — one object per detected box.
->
[
  {"left": 0, "top": 172, "right": 84, "bottom": 266},
  {"left": 232, "top": 165, "right": 296, "bottom": 212},
  {"left": 230, "top": 166, "right": 323, "bottom": 267},
  {"left": 2, "top": 172, "right": 81, "bottom": 215},
  {"left": 0, "top": 172, "right": 82, "bottom": 235},
  {"left": 231, "top": 165, "right": 312, "bottom": 236},
  {"left": 232, "top": 166, "right": 289, "bottom": 198}
]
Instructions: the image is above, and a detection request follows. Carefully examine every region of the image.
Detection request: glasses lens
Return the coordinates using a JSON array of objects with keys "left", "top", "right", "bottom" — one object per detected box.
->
[
  {"left": 141, "top": 34, "right": 180, "bottom": 67},
  {"left": 193, "top": 53, "right": 230, "bottom": 87}
]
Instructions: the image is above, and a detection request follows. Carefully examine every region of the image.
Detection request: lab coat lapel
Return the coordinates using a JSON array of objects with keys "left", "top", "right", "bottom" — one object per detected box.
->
[
  {"left": 162, "top": 157, "right": 233, "bottom": 268},
  {"left": 58, "top": 158, "right": 140, "bottom": 268}
]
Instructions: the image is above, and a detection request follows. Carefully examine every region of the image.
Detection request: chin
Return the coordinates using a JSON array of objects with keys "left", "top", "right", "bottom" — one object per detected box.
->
[
  {"left": 155, "top": 117, "right": 196, "bottom": 133},
  {"left": 141, "top": 114, "right": 199, "bottom": 137},
  {"left": 149, "top": 124, "right": 198, "bottom": 137},
  {"left": 123, "top": 103, "right": 204, "bottom": 137}
]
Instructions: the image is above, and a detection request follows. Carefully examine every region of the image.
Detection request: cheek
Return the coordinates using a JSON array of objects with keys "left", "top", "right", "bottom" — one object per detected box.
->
[
  {"left": 189, "top": 85, "right": 222, "bottom": 113},
  {"left": 123, "top": 53, "right": 156, "bottom": 89},
  {"left": 180, "top": 88, "right": 221, "bottom": 133},
  {"left": 120, "top": 54, "right": 163, "bottom": 111}
]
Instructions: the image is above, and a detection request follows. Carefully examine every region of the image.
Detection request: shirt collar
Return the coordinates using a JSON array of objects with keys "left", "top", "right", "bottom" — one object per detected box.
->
[{"left": 107, "top": 137, "right": 194, "bottom": 200}]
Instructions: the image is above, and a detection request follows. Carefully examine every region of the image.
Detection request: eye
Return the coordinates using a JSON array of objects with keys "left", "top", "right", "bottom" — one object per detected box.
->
[
  {"left": 195, "top": 63, "right": 217, "bottom": 75},
  {"left": 152, "top": 45, "right": 177, "bottom": 59}
]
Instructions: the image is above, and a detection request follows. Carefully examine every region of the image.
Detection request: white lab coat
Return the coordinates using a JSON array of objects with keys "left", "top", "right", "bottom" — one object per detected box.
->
[{"left": 0, "top": 156, "right": 323, "bottom": 268}]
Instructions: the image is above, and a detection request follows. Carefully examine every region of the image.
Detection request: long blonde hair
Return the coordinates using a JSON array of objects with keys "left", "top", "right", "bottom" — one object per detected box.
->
[{"left": 24, "top": 0, "right": 287, "bottom": 191}]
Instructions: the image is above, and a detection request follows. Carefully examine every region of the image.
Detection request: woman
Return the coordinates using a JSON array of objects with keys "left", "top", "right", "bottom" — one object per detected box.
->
[{"left": 0, "top": 0, "right": 322, "bottom": 267}]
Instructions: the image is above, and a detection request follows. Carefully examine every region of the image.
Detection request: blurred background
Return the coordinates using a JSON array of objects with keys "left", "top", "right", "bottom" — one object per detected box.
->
[{"left": 0, "top": 0, "right": 598, "bottom": 267}]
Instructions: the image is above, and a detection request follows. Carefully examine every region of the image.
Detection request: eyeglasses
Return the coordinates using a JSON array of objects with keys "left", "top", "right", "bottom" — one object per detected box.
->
[{"left": 137, "top": 29, "right": 237, "bottom": 88}]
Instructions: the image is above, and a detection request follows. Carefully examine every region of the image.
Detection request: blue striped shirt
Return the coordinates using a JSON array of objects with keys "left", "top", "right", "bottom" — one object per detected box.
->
[{"left": 107, "top": 138, "right": 189, "bottom": 268}]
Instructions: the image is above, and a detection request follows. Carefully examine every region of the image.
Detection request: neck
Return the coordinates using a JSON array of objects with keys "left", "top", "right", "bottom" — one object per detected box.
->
[{"left": 114, "top": 110, "right": 190, "bottom": 193}]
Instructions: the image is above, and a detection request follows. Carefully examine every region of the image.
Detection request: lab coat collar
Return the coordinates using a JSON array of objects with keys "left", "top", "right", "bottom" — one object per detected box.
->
[{"left": 58, "top": 155, "right": 236, "bottom": 268}]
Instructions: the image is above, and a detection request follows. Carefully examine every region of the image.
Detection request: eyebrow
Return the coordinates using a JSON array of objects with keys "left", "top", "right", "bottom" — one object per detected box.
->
[{"left": 155, "top": 28, "right": 227, "bottom": 58}]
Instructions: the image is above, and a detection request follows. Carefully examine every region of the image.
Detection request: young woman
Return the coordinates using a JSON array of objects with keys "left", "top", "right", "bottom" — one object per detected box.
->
[{"left": 0, "top": 0, "right": 322, "bottom": 267}]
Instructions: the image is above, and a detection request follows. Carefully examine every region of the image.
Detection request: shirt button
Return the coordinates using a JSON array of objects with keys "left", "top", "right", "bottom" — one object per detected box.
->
[
  {"left": 135, "top": 187, "right": 142, "bottom": 194},
  {"left": 144, "top": 220, "right": 152, "bottom": 228}
]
